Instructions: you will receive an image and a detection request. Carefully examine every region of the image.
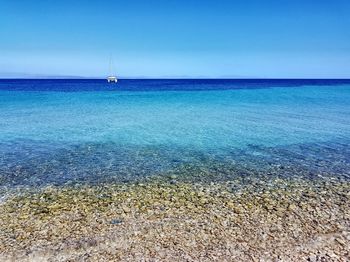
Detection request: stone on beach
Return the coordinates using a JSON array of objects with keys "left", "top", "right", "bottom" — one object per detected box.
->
[{"left": 0, "top": 176, "right": 349, "bottom": 261}]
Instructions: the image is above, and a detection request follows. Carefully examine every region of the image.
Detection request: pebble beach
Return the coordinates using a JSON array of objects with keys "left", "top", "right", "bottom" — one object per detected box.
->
[{"left": 0, "top": 173, "right": 349, "bottom": 261}]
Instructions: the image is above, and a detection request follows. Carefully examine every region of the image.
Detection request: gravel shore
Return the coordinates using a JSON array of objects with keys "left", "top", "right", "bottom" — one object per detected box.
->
[{"left": 0, "top": 175, "right": 349, "bottom": 261}]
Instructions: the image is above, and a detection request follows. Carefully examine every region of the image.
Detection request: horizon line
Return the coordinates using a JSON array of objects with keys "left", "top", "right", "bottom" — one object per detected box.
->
[{"left": 1, "top": 77, "right": 350, "bottom": 80}]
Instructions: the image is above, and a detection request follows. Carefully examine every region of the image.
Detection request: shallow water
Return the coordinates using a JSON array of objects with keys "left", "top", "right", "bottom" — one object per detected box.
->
[{"left": 0, "top": 79, "right": 350, "bottom": 189}]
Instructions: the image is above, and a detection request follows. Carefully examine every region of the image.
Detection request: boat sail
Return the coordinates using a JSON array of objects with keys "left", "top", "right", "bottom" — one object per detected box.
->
[{"left": 107, "top": 55, "right": 118, "bottom": 83}]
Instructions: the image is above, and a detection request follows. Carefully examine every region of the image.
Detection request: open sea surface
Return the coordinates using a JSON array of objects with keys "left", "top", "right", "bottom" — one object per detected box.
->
[{"left": 0, "top": 79, "right": 349, "bottom": 188}]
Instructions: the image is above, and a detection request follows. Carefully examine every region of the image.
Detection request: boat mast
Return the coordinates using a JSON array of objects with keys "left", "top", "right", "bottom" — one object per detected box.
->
[
  {"left": 107, "top": 54, "right": 118, "bottom": 83},
  {"left": 109, "top": 54, "right": 113, "bottom": 76}
]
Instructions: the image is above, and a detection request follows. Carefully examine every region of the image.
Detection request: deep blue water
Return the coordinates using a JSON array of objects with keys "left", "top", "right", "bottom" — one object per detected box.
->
[
  {"left": 1, "top": 79, "right": 350, "bottom": 92},
  {"left": 0, "top": 79, "right": 349, "bottom": 188}
]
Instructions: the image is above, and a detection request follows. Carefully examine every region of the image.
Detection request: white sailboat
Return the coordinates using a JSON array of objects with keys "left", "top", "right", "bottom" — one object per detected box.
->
[
  {"left": 107, "top": 76, "right": 117, "bottom": 83},
  {"left": 107, "top": 55, "right": 118, "bottom": 83}
]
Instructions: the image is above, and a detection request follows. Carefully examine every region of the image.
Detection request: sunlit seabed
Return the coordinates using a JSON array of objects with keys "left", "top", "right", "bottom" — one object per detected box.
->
[{"left": 0, "top": 139, "right": 349, "bottom": 189}]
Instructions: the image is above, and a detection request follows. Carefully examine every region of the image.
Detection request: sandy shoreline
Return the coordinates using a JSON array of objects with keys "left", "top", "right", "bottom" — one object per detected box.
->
[{"left": 0, "top": 176, "right": 349, "bottom": 261}]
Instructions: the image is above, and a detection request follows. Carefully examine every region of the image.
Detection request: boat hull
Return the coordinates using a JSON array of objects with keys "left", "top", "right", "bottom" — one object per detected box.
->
[{"left": 107, "top": 77, "right": 118, "bottom": 83}]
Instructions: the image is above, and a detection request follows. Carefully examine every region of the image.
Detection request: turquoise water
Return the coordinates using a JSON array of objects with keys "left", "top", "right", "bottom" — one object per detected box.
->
[{"left": 0, "top": 80, "right": 349, "bottom": 187}]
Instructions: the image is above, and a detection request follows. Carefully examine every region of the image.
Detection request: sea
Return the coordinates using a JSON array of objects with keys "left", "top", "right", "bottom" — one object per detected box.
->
[{"left": 0, "top": 79, "right": 349, "bottom": 189}]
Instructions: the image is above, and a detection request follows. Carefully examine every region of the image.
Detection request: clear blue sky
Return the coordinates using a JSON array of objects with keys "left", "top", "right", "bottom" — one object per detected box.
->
[{"left": 1, "top": 0, "right": 350, "bottom": 78}]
